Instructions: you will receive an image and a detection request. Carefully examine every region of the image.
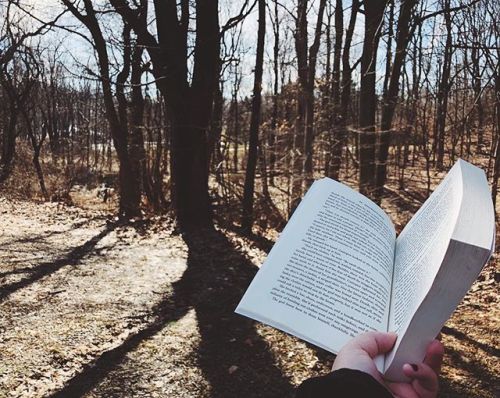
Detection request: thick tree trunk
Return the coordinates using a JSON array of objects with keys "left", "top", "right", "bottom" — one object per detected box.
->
[
  {"left": 170, "top": 114, "right": 212, "bottom": 229},
  {"left": 169, "top": 0, "right": 219, "bottom": 230},
  {"left": 358, "top": 0, "right": 386, "bottom": 197},
  {"left": 242, "top": 0, "right": 265, "bottom": 234},
  {"left": 292, "top": 0, "right": 326, "bottom": 208},
  {"left": 332, "top": 0, "right": 343, "bottom": 109},
  {"left": 115, "top": 22, "right": 143, "bottom": 218}
]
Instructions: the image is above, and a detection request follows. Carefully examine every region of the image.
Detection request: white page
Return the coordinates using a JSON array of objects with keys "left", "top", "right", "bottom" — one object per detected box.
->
[
  {"left": 236, "top": 178, "right": 396, "bottom": 356},
  {"left": 389, "top": 162, "right": 463, "bottom": 336}
]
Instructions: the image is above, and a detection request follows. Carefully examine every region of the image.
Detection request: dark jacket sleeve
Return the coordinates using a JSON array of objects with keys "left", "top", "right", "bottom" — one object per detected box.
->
[{"left": 296, "top": 368, "right": 393, "bottom": 398}]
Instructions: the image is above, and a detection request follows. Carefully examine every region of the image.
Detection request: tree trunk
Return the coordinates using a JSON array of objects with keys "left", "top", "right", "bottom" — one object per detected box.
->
[
  {"left": 32, "top": 147, "right": 49, "bottom": 201},
  {"left": 109, "top": 0, "right": 219, "bottom": 229},
  {"left": 291, "top": 0, "right": 309, "bottom": 207},
  {"left": 490, "top": 62, "right": 500, "bottom": 212},
  {"left": 375, "top": 0, "right": 418, "bottom": 199},
  {"left": 130, "top": 36, "right": 147, "bottom": 210},
  {"left": 303, "top": 0, "right": 327, "bottom": 188},
  {"left": 471, "top": 42, "right": 484, "bottom": 150},
  {"left": 170, "top": 0, "right": 219, "bottom": 230},
  {"left": 330, "top": 0, "right": 359, "bottom": 180},
  {"left": 232, "top": 84, "right": 240, "bottom": 173},
  {"left": 209, "top": 80, "right": 224, "bottom": 173},
  {"left": 242, "top": 0, "right": 266, "bottom": 234},
  {"left": 63, "top": 0, "right": 141, "bottom": 218},
  {"left": 358, "top": 0, "right": 386, "bottom": 197},
  {"left": 0, "top": 106, "right": 17, "bottom": 185},
  {"left": 435, "top": 0, "right": 453, "bottom": 169},
  {"left": 269, "top": 0, "right": 280, "bottom": 186}
]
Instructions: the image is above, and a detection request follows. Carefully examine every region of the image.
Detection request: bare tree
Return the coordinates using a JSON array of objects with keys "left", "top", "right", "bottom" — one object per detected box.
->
[
  {"left": 110, "top": 0, "right": 221, "bottom": 230},
  {"left": 434, "top": 0, "right": 454, "bottom": 169},
  {"left": 62, "top": 0, "right": 143, "bottom": 218},
  {"left": 292, "top": 0, "right": 327, "bottom": 207},
  {"left": 242, "top": 0, "right": 266, "bottom": 233},
  {"left": 375, "top": 0, "right": 418, "bottom": 199},
  {"left": 268, "top": 0, "right": 280, "bottom": 185},
  {"left": 328, "top": 0, "right": 359, "bottom": 180},
  {"left": 0, "top": 0, "right": 63, "bottom": 185}
]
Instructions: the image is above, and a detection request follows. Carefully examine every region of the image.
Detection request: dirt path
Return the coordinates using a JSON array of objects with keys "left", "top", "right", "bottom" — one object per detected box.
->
[{"left": 0, "top": 198, "right": 498, "bottom": 397}]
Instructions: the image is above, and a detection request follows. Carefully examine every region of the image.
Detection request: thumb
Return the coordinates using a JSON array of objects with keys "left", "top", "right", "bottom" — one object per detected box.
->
[{"left": 347, "top": 331, "right": 398, "bottom": 358}]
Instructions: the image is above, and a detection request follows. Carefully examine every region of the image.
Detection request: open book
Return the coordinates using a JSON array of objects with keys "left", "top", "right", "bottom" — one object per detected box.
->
[{"left": 235, "top": 159, "right": 495, "bottom": 381}]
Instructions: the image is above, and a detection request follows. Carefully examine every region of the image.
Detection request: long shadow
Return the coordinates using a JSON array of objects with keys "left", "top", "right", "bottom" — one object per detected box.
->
[
  {"left": 180, "top": 229, "right": 294, "bottom": 397},
  {"left": 49, "top": 293, "right": 189, "bottom": 398},
  {"left": 441, "top": 325, "right": 500, "bottom": 358},
  {"left": 0, "top": 265, "right": 41, "bottom": 278},
  {"left": 0, "top": 222, "right": 118, "bottom": 302},
  {"left": 49, "top": 228, "right": 294, "bottom": 397},
  {"left": 0, "top": 220, "right": 91, "bottom": 248}
]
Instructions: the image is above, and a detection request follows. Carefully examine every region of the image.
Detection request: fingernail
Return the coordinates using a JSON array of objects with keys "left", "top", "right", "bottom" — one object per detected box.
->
[{"left": 411, "top": 364, "right": 418, "bottom": 372}]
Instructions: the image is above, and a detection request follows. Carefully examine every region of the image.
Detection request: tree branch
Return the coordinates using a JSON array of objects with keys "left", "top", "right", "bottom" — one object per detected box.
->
[{"left": 220, "top": 0, "right": 258, "bottom": 34}]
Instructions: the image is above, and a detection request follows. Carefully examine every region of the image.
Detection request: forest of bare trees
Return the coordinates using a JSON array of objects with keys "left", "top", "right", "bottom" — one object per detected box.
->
[
  {"left": 1, "top": 1, "right": 499, "bottom": 397},
  {"left": 0, "top": 0, "right": 498, "bottom": 232}
]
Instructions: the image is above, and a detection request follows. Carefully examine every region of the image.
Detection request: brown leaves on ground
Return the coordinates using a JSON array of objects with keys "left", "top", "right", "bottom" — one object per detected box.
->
[{"left": 0, "top": 197, "right": 498, "bottom": 397}]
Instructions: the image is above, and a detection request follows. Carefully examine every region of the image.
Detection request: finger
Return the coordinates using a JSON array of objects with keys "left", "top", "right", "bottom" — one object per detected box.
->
[
  {"left": 348, "top": 331, "right": 398, "bottom": 358},
  {"left": 424, "top": 339, "right": 444, "bottom": 374},
  {"left": 403, "top": 362, "right": 439, "bottom": 396}
]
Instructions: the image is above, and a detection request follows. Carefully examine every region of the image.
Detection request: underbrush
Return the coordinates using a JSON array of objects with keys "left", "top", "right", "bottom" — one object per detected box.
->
[{"left": 0, "top": 142, "right": 117, "bottom": 209}]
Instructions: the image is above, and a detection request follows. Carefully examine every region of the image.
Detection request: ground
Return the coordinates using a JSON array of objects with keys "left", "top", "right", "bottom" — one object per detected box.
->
[{"left": 0, "top": 197, "right": 498, "bottom": 397}]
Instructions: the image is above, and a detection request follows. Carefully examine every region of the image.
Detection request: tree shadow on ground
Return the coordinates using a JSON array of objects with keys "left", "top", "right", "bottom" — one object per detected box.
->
[
  {"left": 441, "top": 325, "right": 500, "bottom": 358},
  {"left": 49, "top": 293, "right": 188, "bottom": 398},
  {"left": 218, "top": 221, "right": 276, "bottom": 253},
  {"left": 440, "top": 345, "right": 499, "bottom": 397},
  {"left": 49, "top": 228, "right": 294, "bottom": 398},
  {"left": 1, "top": 219, "right": 91, "bottom": 248},
  {"left": 180, "top": 229, "right": 294, "bottom": 397},
  {"left": 0, "top": 221, "right": 118, "bottom": 302},
  {"left": 439, "top": 378, "right": 472, "bottom": 398}
]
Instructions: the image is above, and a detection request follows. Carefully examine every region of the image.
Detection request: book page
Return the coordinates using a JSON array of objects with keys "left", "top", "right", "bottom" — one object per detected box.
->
[
  {"left": 236, "top": 178, "right": 396, "bottom": 355},
  {"left": 389, "top": 164, "right": 463, "bottom": 336}
]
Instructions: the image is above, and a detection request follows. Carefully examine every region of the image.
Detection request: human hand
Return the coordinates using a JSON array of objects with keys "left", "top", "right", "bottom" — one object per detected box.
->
[{"left": 332, "top": 331, "right": 444, "bottom": 398}]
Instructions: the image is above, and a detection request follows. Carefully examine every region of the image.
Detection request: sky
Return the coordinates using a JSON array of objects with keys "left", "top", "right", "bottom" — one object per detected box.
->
[
  {"left": 10, "top": 0, "right": 367, "bottom": 97},
  {"left": 9, "top": 0, "right": 482, "bottom": 99}
]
